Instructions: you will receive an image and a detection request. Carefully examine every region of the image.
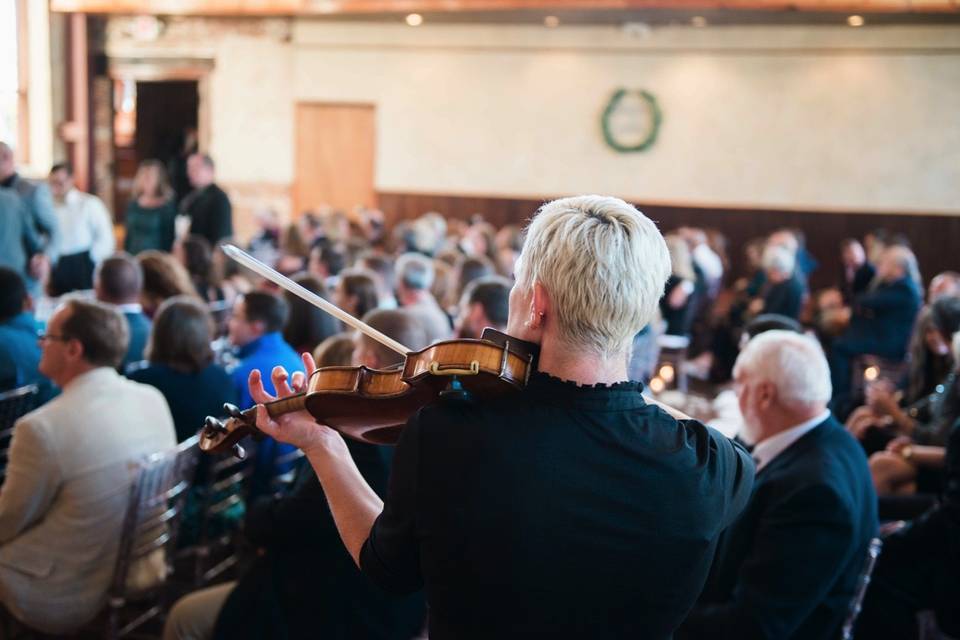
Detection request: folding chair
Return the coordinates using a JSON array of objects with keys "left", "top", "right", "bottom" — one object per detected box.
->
[
  {"left": 0, "top": 384, "right": 40, "bottom": 486},
  {"left": 841, "top": 537, "right": 883, "bottom": 640}
]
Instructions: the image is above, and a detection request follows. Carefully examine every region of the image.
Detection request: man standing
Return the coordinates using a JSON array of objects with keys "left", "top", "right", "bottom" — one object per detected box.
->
[
  {"left": 94, "top": 254, "right": 151, "bottom": 371},
  {"left": 0, "top": 189, "right": 40, "bottom": 281},
  {"left": 0, "top": 299, "right": 175, "bottom": 635},
  {"left": 680, "top": 331, "right": 878, "bottom": 639},
  {"left": 180, "top": 153, "right": 232, "bottom": 247},
  {"left": 47, "top": 162, "right": 115, "bottom": 294},
  {"left": 0, "top": 142, "right": 60, "bottom": 281}
]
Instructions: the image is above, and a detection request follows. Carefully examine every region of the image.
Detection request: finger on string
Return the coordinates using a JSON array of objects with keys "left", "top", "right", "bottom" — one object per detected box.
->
[
  {"left": 302, "top": 351, "right": 317, "bottom": 375},
  {"left": 272, "top": 366, "right": 295, "bottom": 397},
  {"left": 290, "top": 371, "right": 306, "bottom": 392},
  {"left": 249, "top": 369, "right": 277, "bottom": 404}
]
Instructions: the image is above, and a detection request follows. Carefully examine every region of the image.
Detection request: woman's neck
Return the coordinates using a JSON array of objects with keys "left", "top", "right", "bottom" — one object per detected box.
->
[{"left": 536, "top": 340, "right": 629, "bottom": 387}]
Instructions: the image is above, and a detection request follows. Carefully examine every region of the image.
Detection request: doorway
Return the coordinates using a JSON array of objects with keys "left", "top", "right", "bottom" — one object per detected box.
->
[
  {"left": 294, "top": 103, "right": 376, "bottom": 217},
  {"left": 113, "top": 79, "right": 199, "bottom": 221}
]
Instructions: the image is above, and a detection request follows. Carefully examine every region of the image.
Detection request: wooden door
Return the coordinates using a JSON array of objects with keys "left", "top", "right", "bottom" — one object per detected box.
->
[{"left": 294, "top": 103, "right": 376, "bottom": 217}]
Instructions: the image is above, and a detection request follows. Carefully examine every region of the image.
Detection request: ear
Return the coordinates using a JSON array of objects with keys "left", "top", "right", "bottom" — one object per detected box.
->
[
  {"left": 65, "top": 338, "right": 84, "bottom": 362},
  {"left": 756, "top": 380, "right": 777, "bottom": 410},
  {"left": 529, "top": 281, "right": 549, "bottom": 330}
]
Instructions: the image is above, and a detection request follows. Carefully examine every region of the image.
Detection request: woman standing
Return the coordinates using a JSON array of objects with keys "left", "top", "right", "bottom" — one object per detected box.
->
[{"left": 124, "top": 160, "right": 177, "bottom": 255}]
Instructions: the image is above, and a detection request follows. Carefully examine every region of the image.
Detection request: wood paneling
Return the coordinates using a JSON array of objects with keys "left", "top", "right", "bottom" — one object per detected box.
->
[
  {"left": 377, "top": 191, "right": 960, "bottom": 290},
  {"left": 49, "top": 0, "right": 960, "bottom": 14},
  {"left": 294, "top": 103, "right": 376, "bottom": 216}
]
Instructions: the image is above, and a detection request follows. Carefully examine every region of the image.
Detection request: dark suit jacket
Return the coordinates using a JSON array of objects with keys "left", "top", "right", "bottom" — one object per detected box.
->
[
  {"left": 121, "top": 311, "right": 151, "bottom": 372},
  {"left": 762, "top": 275, "right": 805, "bottom": 320},
  {"left": 679, "top": 416, "right": 878, "bottom": 640},
  {"left": 842, "top": 277, "right": 921, "bottom": 360}
]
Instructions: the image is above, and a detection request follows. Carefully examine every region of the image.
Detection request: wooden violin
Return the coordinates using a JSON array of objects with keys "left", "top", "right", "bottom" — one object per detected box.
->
[{"left": 199, "top": 246, "right": 539, "bottom": 457}]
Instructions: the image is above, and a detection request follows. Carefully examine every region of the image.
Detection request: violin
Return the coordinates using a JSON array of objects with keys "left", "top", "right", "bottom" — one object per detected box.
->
[{"left": 199, "top": 247, "right": 539, "bottom": 457}]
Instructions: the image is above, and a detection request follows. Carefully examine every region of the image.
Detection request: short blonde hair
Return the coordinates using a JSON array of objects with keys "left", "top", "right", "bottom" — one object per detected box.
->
[{"left": 514, "top": 195, "right": 670, "bottom": 358}]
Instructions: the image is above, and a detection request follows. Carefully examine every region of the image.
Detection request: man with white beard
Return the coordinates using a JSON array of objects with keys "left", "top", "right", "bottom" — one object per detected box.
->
[{"left": 679, "top": 331, "right": 878, "bottom": 640}]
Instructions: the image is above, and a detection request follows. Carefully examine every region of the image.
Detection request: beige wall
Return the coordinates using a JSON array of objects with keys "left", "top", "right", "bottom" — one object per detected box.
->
[{"left": 105, "top": 18, "right": 960, "bottom": 237}]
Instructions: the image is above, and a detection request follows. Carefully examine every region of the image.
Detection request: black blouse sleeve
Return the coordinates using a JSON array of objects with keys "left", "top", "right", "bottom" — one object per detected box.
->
[{"left": 359, "top": 412, "right": 424, "bottom": 594}]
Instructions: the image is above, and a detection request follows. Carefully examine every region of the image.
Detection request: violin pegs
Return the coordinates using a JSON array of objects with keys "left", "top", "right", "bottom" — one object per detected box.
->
[
  {"left": 203, "top": 416, "right": 226, "bottom": 436},
  {"left": 231, "top": 443, "right": 247, "bottom": 460},
  {"left": 223, "top": 403, "right": 243, "bottom": 419}
]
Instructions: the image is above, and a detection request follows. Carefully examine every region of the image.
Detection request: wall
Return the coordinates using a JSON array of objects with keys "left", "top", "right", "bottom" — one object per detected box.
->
[{"left": 104, "top": 18, "right": 960, "bottom": 241}]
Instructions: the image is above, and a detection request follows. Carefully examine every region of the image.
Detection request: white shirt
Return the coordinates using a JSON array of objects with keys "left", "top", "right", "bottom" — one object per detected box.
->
[
  {"left": 692, "top": 243, "right": 724, "bottom": 283},
  {"left": 751, "top": 409, "right": 831, "bottom": 472},
  {"left": 53, "top": 188, "right": 115, "bottom": 263}
]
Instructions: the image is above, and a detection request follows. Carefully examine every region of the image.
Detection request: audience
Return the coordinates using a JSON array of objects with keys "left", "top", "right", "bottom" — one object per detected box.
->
[
  {"left": 281, "top": 273, "right": 340, "bottom": 354},
  {"left": 839, "top": 238, "right": 874, "bottom": 303},
  {"left": 128, "top": 296, "right": 237, "bottom": 442},
  {"left": 138, "top": 250, "right": 199, "bottom": 317},
  {"left": 0, "top": 298, "right": 175, "bottom": 635},
  {"left": 94, "top": 253, "right": 152, "bottom": 371},
  {"left": 163, "top": 309, "right": 429, "bottom": 640},
  {"left": 660, "top": 233, "right": 700, "bottom": 337},
  {"left": 395, "top": 252, "right": 452, "bottom": 343},
  {"left": 124, "top": 159, "right": 178, "bottom": 255},
  {"left": 174, "top": 234, "right": 224, "bottom": 303},
  {"left": 0, "top": 268, "right": 54, "bottom": 401},
  {"left": 829, "top": 245, "right": 923, "bottom": 414},
  {"left": 313, "top": 331, "right": 356, "bottom": 367},
  {"left": 181, "top": 153, "right": 233, "bottom": 247},
  {"left": 680, "top": 331, "right": 877, "bottom": 639},
  {"left": 47, "top": 162, "right": 115, "bottom": 294},
  {"left": 754, "top": 244, "right": 804, "bottom": 320},
  {"left": 334, "top": 268, "right": 381, "bottom": 323},
  {"left": 0, "top": 142, "right": 59, "bottom": 284},
  {"left": 454, "top": 275, "right": 512, "bottom": 339}
]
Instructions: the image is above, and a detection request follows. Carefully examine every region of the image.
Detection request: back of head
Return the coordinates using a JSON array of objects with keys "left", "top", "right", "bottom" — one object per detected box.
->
[
  {"left": 138, "top": 250, "right": 197, "bottom": 301},
  {"left": 744, "top": 313, "right": 804, "bottom": 340},
  {"left": 930, "top": 271, "right": 960, "bottom": 301},
  {"left": 283, "top": 273, "right": 339, "bottom": 351},
  {"left": 463, "top": 276, "right": 512, "bottom": 330},
  {"left": 931, "top": 296, "right": 960, "bottom": 340},
  {"left": 515, "top": 195, "right": 671, "bottom": 358},
  {"left": 396, "top": 253, "right": 435, "bottom": 292},
  {"left": 761, "top": 244, "right": 796, "bottom": 278},
  {"left": 360, "top": 308, "right": 429, "bottom": 368},
  {"left": 457, "top": 256, "right": 495, "bottom": 294},
  {"left": 61, "top": 298, "right": 130, "bottom": 368},
  {"left": 734, "top": 330, "right": 832, "bottom": 413},
  {"left": 147, "top": 296, "right": 214, "bottom": 373},
  {"left": 313, "top": 332, "right": 356, "bottom": 367},
  {"left": 243, "top": 291, "right": 289, "bottom": 334},
  {"left": 96, "top": 253, "right": 144, "bottom": 304},
  {"left": 340, "top": 269, "right": 381, "bottom": 320},
  {"left": 880, "top": 245, "right": 920, "bottom": 287},
  {"left": 0, "top": 267, "right": 26, "bottom": 323},
  {"left": 180, "top": 235, "right": 213, "bottom": 280}
]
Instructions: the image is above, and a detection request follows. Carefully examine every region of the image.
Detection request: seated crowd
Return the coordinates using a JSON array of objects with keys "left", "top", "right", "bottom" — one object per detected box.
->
[{"left": 0, "top": 149, "right": 957, "bottom": 639}]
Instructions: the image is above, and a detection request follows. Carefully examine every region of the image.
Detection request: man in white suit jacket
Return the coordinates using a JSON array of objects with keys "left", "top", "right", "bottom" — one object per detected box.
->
[{"left": 0, "top": 298, "right": 176, "bottom": 634}]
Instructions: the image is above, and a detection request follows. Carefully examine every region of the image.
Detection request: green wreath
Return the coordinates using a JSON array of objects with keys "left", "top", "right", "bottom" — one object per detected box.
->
[{"left": 601, "top": 88, "right": 661, "bottom": 153}]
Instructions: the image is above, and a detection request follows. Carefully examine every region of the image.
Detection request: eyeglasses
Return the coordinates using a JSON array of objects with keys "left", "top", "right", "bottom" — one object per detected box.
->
[{"left": 37, "top": 331, "right": 72, "bottom": 343}]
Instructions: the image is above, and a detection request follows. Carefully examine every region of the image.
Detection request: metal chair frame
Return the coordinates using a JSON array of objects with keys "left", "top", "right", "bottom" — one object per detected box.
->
[{"left": 842, "top": 536, "right": 883, "bottom": 640}]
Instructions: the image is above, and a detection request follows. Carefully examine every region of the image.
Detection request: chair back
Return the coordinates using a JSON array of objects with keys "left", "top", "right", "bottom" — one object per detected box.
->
[
  {"left": 104, "top": 436, "right": 200, "bottom": 637},
  {"left": 841, "top": 537, "right": 883, "bottom": 640},
  {"left": 0, "top": 384, "right": 40, "bottom": 485}
]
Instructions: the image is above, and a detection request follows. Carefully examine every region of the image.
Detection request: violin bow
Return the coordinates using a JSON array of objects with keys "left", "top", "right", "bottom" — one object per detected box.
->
[{"left": 221, "top": 244, "right": 411, "bottom": 356}]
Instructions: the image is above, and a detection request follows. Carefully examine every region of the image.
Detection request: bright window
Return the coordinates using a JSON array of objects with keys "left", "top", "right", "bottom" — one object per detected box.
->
[{"left": 0, "top": 2, "right": 19, "bottom": 147}]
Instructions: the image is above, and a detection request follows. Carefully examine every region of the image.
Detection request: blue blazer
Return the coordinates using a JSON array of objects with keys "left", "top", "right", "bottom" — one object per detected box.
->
[{"left": 680, "top": 416, "right": 878, "bottom": 639}]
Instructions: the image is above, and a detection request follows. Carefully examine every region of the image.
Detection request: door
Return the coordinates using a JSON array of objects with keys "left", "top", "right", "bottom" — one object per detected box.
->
[{"left": 294, "top": 103, "right": 376, "bottom": 217}]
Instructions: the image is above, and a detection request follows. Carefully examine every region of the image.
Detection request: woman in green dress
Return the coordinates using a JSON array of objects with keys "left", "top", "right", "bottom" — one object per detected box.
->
[{"left": 124, "top": 159, "right": 177, "bottom": 255}]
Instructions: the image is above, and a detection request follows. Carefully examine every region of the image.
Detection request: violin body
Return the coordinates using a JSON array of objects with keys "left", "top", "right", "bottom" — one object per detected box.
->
[{"left": 200, "top": 329, "right": 538, "bottom": 455}]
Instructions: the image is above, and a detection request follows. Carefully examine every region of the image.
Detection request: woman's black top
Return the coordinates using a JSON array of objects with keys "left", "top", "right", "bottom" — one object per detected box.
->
[{"left": 359, "top": 371, "right": 755, "bottom": 640}]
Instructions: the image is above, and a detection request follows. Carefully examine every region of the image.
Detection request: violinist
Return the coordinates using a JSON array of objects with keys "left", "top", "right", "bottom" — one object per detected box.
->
[{"left": 247, "top": 195, "right": 755, "bottom": 639}]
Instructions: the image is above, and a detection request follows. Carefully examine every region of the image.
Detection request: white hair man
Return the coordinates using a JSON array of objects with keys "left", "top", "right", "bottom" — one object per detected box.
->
[
  {"left": 680, "top": 330, "right": 878, "bottom": 640},
  {"left": 394, "top": 252, "right": 451, "bottom": 343},
  {"left": 246, "top": 195, "right": 755, "bottom": 639},
  {"left": 747, "top": 244, "right": 805, "bottom": 320}
]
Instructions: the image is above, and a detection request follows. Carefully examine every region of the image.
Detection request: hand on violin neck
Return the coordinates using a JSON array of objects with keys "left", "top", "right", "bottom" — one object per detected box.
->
[{"left": 248, "top": 352, "right": 346, "bottom": 457}]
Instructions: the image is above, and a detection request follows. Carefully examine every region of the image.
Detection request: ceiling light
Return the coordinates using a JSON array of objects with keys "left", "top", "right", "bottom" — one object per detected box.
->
[
  {"left": 691, "top": 16, "right": 708, "bottom": 28},
  {"left": 847, "top": 14, "right": 865, "bottom": 27},
  {"left": 544, "top": 15, "right": 560, "bottom": 28},
  {"left": 405, "top": 13, "right": 423, "bottom": 26}
]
